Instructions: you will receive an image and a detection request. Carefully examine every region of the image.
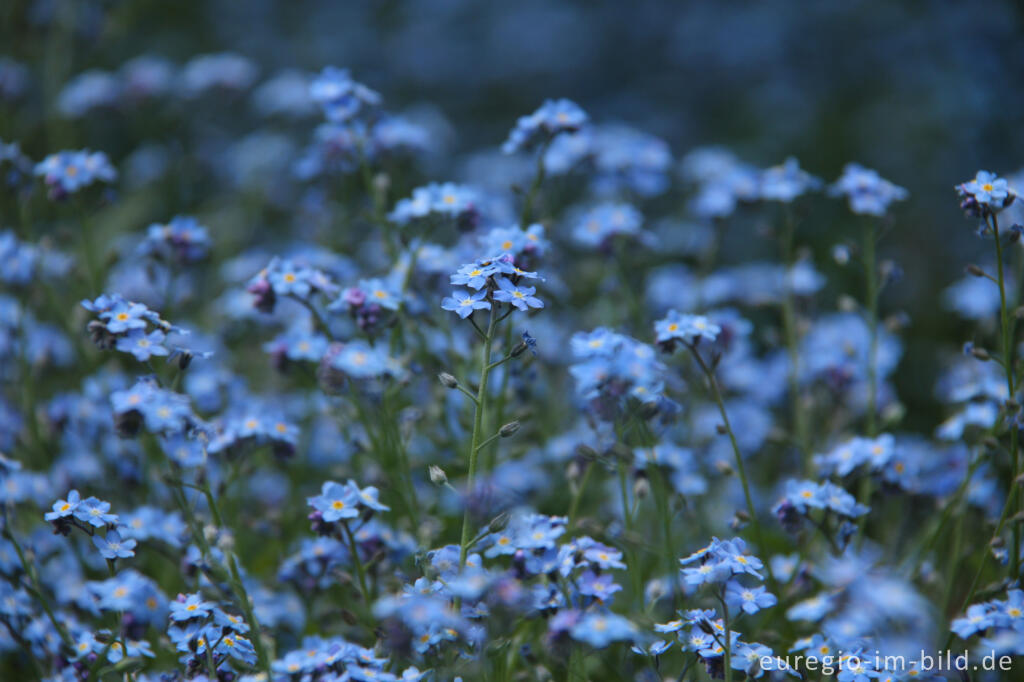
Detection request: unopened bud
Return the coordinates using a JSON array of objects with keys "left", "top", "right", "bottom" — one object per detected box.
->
[
  {"left": 340, "top": 609, "right": 358, "bottom": 626},
  {"left": 510, "top": 341, "right": 529, "bottom": 358},
  {"left": 428, "top": 465, "right": 447, "bottom": 485},
  {"left": 637, "top": 401, "right": 660, "bottom": 420},
  {"left": 372, "top": 172, "right": 390, "bottom": 195},
  {"left": 574, "top": 444, "right": 598, "bottom": 462},
  {"left": 966, "top": 264, "right": 987, "bottom": 278},
  {"left": 715, "top": 460, "right": 734, "bottom": 476},
  {"left": 716, "top": 423, "right": 728, "bottom": 435},
  {"left": 438, "top": 372, "right": 458, "bottom": 389},
  {"left": 499, "top": 421, "right": 520, "bottom": 437},
  {"left": 837, "top": 294, "right": 858, "bottom": 313},
  {"left": 607, "top": 443, "right": 633, "bottom": 463},
  {"left": 566, "top": 460, "right": 581, "bottom": 483},
  {"left": 488, "top": 512, "right": 510, "bottom": 534},
  {"left": 832, "top": 244, "right": 850, "bottom": 265},
  {"left": 633, "top": 472, "right": 650, "bottom": 500},
  {"left": 971, "top": 347, "right": 991, "bottom": 361},
  {"left": 990, "top": 536, "right": 1005, "bottom": 549}
]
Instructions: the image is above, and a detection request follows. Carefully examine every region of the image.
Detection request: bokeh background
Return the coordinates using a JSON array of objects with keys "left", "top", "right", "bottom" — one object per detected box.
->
[{"left": 4, "top": 0, "right": 1024, "bottom": 428}]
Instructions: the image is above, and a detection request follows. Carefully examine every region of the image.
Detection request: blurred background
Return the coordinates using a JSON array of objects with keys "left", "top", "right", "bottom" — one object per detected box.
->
[{"left": 4, "top": 0, "right": 1024, "bottom": 428}]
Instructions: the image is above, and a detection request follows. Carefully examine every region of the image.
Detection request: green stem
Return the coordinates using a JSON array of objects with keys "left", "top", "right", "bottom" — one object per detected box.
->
[
  {"left": 687, "top": 345, "right": 774, "bottom": 587},
  {"left": 197, "top": 478, "right": 272, "bottom": 676},
  {"left": 863, "top": 219, "right": 879, "bottom": 439},
  {"left": 719, "top": 593, "right": 733, "bottom": 682},
  {"left": 520, "top": 138, "right": 551, "bottom": 226},
  {"left": 341, "top": 520, "right": 371, "bottom": 602},
  {"left": 568, "top": 460, "right": 593, "bottom": 529},
  {"left": 459, "top": 305, "right": 497, "bottom": 569},
  {"left": 991, "top": 213, "right": 1021, "bottom": 579},
  {"left": 488, "top": 324, "right": 515, "bottom": 472},
  {"left": 2, "top": 526, "right": 74, "bottom": 648},
  {"left": 779, "top": 208, "right": 810, "bottom": 467}
]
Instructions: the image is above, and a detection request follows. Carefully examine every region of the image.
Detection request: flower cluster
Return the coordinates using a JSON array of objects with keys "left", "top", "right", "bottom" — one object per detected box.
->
[
  {"left": 647, "top": 538, "right": 789, "bottom": 679},
  {"left": 957, "top": 170, "right": 1016, "bottom": 216},
  {"left": 137, "top": 215, "right": 211, "bottom": 264},
  {"left": 502, "top": 99, "right": 588, "bottom": 154},
  {"left": 34, "top": 149, "right": 117, "bottom": 197},
  {"left": 82, "top": 293, "right": 184, "bottom": 361},
  {"left": 830, "top": 163, "right": 909, "bottom": 216},
  {"left": 569, "top": 327, "right": 670, "bottom": 420}
]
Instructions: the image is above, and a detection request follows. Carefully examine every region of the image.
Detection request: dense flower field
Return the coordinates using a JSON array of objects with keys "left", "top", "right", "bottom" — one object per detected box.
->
[{"left": 3, "top": 4, "right": 1024, "bottom": 682}]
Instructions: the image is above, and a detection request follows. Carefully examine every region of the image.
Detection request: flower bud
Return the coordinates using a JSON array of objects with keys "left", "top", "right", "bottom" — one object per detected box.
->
[
  {"left": 438, "top": 372, "right": 459, "bottom": 389},
  {"left": 499, "top": 421, "right": 520, "bottom": 437},
  {"left": 633, "top": 471, "right": 650, "bottom": 500},
  {"left": 966, "top": 264, "right": 987, "bottom": 278},
  {"left": 428, "top": 465, "right": 448, "bottom": 485},
  {"left": 488, "top": 512, "right": 510, "bottom": 533}
]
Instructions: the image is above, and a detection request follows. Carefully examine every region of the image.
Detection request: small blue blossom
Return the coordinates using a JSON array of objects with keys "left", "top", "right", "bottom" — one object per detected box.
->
[
  {"left": 724, "top": 580, "right": 777, "bottom": 615},
  {"left": 569, "top": 610, "right": 636, "bottom": 648},
  {"left": 93, "top": 529, "right": 137, "bottom": 559},
  {"left": 309, "top": 481, "right": 361, "bottom": 522},
  {"left": 74, "top": 496, "right": 118, "bottom": 527},
  {"left": 115, "top": 329, "right": 169, "bottom": 361},
  {"left": 441, "top": 288, "right": 491, "bottom": 318},
  {"left": 502, "top": 99, "right": 588, "bottom": 154},
  {"left": 492, "top": 277, "right": 543, "bottom": 311},
  {"left": 958, "top": 170, "right": 1014, "bottom": 212}
]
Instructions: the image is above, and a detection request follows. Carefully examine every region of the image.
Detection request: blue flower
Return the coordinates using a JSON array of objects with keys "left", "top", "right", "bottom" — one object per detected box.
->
[
  {"left": 450, "top": 255, "right": 516, "bottom": 290},
  {"left": 951, "top": 603, "right": 995, "bottom": 639},
  {"left": 309, "top": 481, "right": 360, "bottom": 522},
  {"left": 725, "top": 580, "right": 777, "bottom": 615},
  {"left": 347, "top": 479, "right": 390, "bottom": 512},
  {"left": 115, "top": 329, "right": 169, "bottom": 361},
  {"left": 502, "top": 99, "right": 588, "bottom": 154},
  {"left": 569, "top": 610, "right": 636, "bottom": 648},
  {"left": 34, "top": 149, "right": 117, "bottom": 195},
  {"left": 326, "top": 340, "right": 397, "bottom": 379},
  {"left": 441, "top": 288, "right": 490, "bottom": 319},
  {"left": 654, "top": 310, "right": 721, "bottom": 345},
  {"left": 389, "top": 182, "right": 479, "bottom": 225},
  {"left": 44, "top": 489, "right": 81, "bottom": 521},
  {"left": 169, "top": 593, "right": 213, "bottom": 622},
  {"left": 830, "top": 163, "right": 908, "bottom": 216},
  {"left": 958, "top": 170, "right": 1014, "bottom": 211},
  {"left": 93, "top": 529, "right": 137, "bottom": 559},
  {"left": 571, "top": 202, "right": 642, "bottom": 247},
  {"left": 100, "top": 300, "right": 151, "bottom": 333},
  {"left": 758, "top": 157, "right": 821, "bottom": 202},
  {"left": 74, "top": 496, "right": 118, "bottom": 527},
  {"left": 310, "top": 66, "right": 381, "bottom": 123},
  {"left": 577, "top": 570, "right": 622, "bottom": 602},
  {"left": 492, "top": 277, "right": 543, "bottom": 311}
]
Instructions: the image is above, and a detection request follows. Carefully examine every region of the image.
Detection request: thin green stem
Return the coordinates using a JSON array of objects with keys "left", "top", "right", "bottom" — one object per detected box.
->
[
  {"left": 520, "top": 138, "right": 551, "bottom": 226},
  {"left": 718, "top": 593, "right": 733, "bottom": 682},
  {"left": 459, "top": 305, "right": 497, "bottom": 569},
  {"left": 687, "top": 345, "right": 774, "bottom": 588},
  {"left": 779, "top": 207, "right": 810, "bottom": 467},
  {"left": 196, "top": 478, "right": 272, "bottom": 676},
  {"left": 341, "top": 520, "right": 371, "bottom": 602},
  {"left": 991, "top": 213, "right": 1021, "bottom": 579},
  {"left": 568, "top": 460, "right": 594, "bottom": 529},
  {"left": 2, "top": 526, "right": 74, "bottom": 648},
  {"left": 863, "top": 219, "right": 879, "bottom": 439}
]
